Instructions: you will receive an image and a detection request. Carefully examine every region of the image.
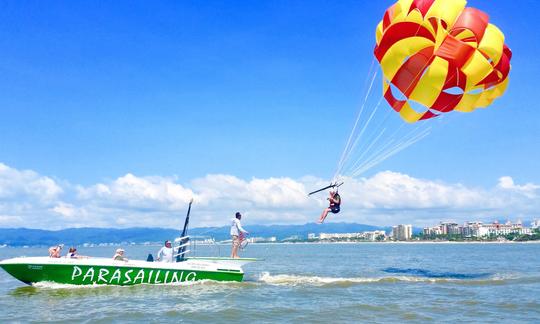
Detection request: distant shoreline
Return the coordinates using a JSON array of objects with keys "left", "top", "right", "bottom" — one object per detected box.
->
[
  {"left": 364, "top": 240, "right": 540, "bottom": 244},
  {"left": 262, "top": 240, "right": 540, "bottom": 245},
  {"left": 2, "top": 240, "right": 540, "bottom": 249}
]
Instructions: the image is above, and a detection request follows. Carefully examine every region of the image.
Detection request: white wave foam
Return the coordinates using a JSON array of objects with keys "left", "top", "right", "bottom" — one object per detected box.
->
[
  {"left": 256, "top": 272, "right": 533, "bottom": 286},
  {"left": 257, "top": 272, "right": 407, "bottom": 286},
  {"left": 27, "top": 273, "right": 539, "bottom": 289},
  {"left": 32, "top": 281, "right": 106, "bottom": 289},
  {"left": 31, "top": 279, "right": 245, "bottom": 290}
]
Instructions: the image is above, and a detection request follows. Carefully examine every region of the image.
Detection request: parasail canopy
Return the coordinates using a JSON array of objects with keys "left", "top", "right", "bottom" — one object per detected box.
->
[
  {"left": 374, "top": 0, "right": 512, "bottom": 123},
  {"left": 332, "top": 0, "right": 512, "bottom": 181}
]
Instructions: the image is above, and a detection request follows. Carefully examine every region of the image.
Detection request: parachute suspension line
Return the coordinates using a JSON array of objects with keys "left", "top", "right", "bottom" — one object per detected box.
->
[
  {"left": 334, "top": 61, "right": 378, "bottom": 181},
  {"left": 347, "top": 114, "right": 432, "bottom": 177},
  {"left": 345, "top": 92, "right": 385, "bottom": 160},
  {"left": 333, "top": 58, "right": 378, "bottom": 182},
  {"left": 348, "top": 126, "right": 405, "bottom": 177},
  {"left": 352, "top": 130, "right": 430, "bottom": 177},
  {"left": 343, "top": 85, "right": 404, "bottom": 175},
  {"left": 353, "top": 117, "right": 431, "bottom": 175},
  {"left": 338, "top": 94, "right": 386, "bottom": 173},
  {"left": 340, "top": 97, "right": 417, "bottom": 177},
  {"left": 360, "top": 127, "right": 431, "bottom": 175},
  {"left": 346, "top": 126, "right": 388, "bottom": 173},
  {"left": 350, "top": 126, "right": 431, "bottom": 177},
  {"left": 347, "top": 125, "right": 399, "bottom": 175}
]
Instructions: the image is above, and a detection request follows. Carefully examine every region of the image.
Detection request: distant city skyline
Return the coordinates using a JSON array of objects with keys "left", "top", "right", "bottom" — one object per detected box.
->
[{"left": 0, "top": 1, "right": 538, "bottom": 229}]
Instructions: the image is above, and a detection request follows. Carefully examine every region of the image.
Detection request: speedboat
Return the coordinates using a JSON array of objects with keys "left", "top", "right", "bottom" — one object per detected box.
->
[
  {"left": 0, "top": 201, "right": 258, "bottom": 286},
  {"left": 0, "top": 255, "right": 256, "bottom": 285}
]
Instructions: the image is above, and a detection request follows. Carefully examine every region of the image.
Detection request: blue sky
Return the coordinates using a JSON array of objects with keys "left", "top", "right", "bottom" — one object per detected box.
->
[{"left": 0, "top": 1, "right": 538, "bottom": 228}]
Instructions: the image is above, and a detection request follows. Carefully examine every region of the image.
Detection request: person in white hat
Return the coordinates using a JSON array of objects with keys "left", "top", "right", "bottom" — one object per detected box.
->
[{"left": 113, "top": 248, "right": 128, "bottom": 261}]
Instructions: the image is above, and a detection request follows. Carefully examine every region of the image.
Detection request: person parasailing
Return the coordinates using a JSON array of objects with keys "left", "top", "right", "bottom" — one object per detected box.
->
[{"left": 318, "top": 189, "right": 341, "bottom": 224}]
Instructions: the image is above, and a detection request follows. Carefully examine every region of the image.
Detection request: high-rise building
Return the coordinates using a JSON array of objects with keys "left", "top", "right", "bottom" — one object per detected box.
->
[
  {"left": 392, "top": 224, "right": 412, "bottom": 241},
  {"left": 440, "top": 222, "right": 460, "bottom": 235}
]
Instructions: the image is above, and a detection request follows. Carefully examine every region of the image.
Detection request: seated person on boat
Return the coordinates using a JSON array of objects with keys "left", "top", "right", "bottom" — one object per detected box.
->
[
  {"left": 113, "top": 248, "right": 128, "bottom": 261},
  {"left": 48, "top": 244, "right": 63, "bottom": 258}
]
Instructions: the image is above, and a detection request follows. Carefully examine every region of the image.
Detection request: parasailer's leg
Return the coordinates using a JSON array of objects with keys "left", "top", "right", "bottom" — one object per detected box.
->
[{"left": 318, "top": 208, "right": 331, "bottom": 224}]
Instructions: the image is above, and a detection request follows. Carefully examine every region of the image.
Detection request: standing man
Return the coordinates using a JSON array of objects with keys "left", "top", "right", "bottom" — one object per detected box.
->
[
  {"left": 156, "top": 240, "right": 173, "bottom": 262},
  {"left": 230, "top": 212, "right": 249, "bottom": 258},
  {"left": 318, "top": 190, "right": 341, "bottom": 224}
]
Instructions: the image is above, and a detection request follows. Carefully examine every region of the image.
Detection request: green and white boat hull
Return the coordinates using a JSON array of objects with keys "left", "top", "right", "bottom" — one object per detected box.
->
[{"left": 0, "top": 256, "right": 256, "bottom": 286}]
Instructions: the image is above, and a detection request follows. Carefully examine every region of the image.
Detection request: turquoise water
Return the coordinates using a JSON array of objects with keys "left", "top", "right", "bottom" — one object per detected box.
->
[{"left": 1, "top": 243, "right": 540, "bottom": 323}]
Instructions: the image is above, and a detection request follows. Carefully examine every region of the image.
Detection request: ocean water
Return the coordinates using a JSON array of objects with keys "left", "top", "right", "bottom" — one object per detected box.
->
[{"left": 1, "top": 242, "right": 540, "bottom": 323}]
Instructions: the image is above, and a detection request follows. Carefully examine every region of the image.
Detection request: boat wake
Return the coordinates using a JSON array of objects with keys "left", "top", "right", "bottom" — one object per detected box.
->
[
  {"left": 14, "top": 271, "right": 540, "bottom": 290},
  {"left": 30, "top": 279, "right": 245, "bottom": 290},
  {"left": 257, "top": 272, "right": 540, "bottom": 287}
]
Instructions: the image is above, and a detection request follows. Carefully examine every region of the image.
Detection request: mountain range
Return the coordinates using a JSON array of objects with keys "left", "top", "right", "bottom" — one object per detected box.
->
[{"left": 0, "top": 223, "right": 403, "bottom": 246}]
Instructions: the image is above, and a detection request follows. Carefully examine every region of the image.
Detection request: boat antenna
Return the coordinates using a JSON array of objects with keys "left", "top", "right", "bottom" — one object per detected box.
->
[{"left": 176, "top": 198, "right": 193, "bottom": 262}]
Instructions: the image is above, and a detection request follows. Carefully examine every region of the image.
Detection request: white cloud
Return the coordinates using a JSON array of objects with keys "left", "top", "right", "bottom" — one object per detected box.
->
[
  {"left": 342, "top": 171, "right": 503, "bottom": 212},
  {"left": 497, "top": 176, "right": 539, "bottom": 198},
  {"left": 78, "top": 173, "right": 195, "bottom": 211},
  {"left": 50, "top": 202, "right": 77, "bottom": 218},
  {"left": 0, "top": 162, "right": 539, "bottom": 229},
  {"left": 192, "top": 174, "right": 310, "bottom": 208},
  {"left": 0, "top": 163, "right": 68, "bottom": 229},
  {"left": 0, "top": 163, "right": 62, "bottom": 202}
]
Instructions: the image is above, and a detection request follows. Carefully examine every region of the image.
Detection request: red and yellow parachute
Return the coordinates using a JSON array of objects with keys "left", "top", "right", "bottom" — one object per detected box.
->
[{"left": 374, "top": 0, "right": 512, "bottom": 123}]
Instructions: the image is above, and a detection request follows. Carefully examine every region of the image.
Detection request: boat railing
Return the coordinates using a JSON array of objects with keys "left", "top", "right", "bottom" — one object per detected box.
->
[
  {"left": 174, "top": 235, "right": 191, "bottom": 262},
  {"left": 173, "top": 250, "right": 191, "bottom": 258},
  {"left": 176, "top": 242, "right": 190, "bottom": 249},
  {"left": 174, "top": 236, "right": 190, "bottom": 243}
]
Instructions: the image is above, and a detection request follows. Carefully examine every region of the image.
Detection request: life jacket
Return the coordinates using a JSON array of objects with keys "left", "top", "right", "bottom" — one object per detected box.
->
[{"left": 330, "top": 193, "right": 341, "bottom": 207}]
